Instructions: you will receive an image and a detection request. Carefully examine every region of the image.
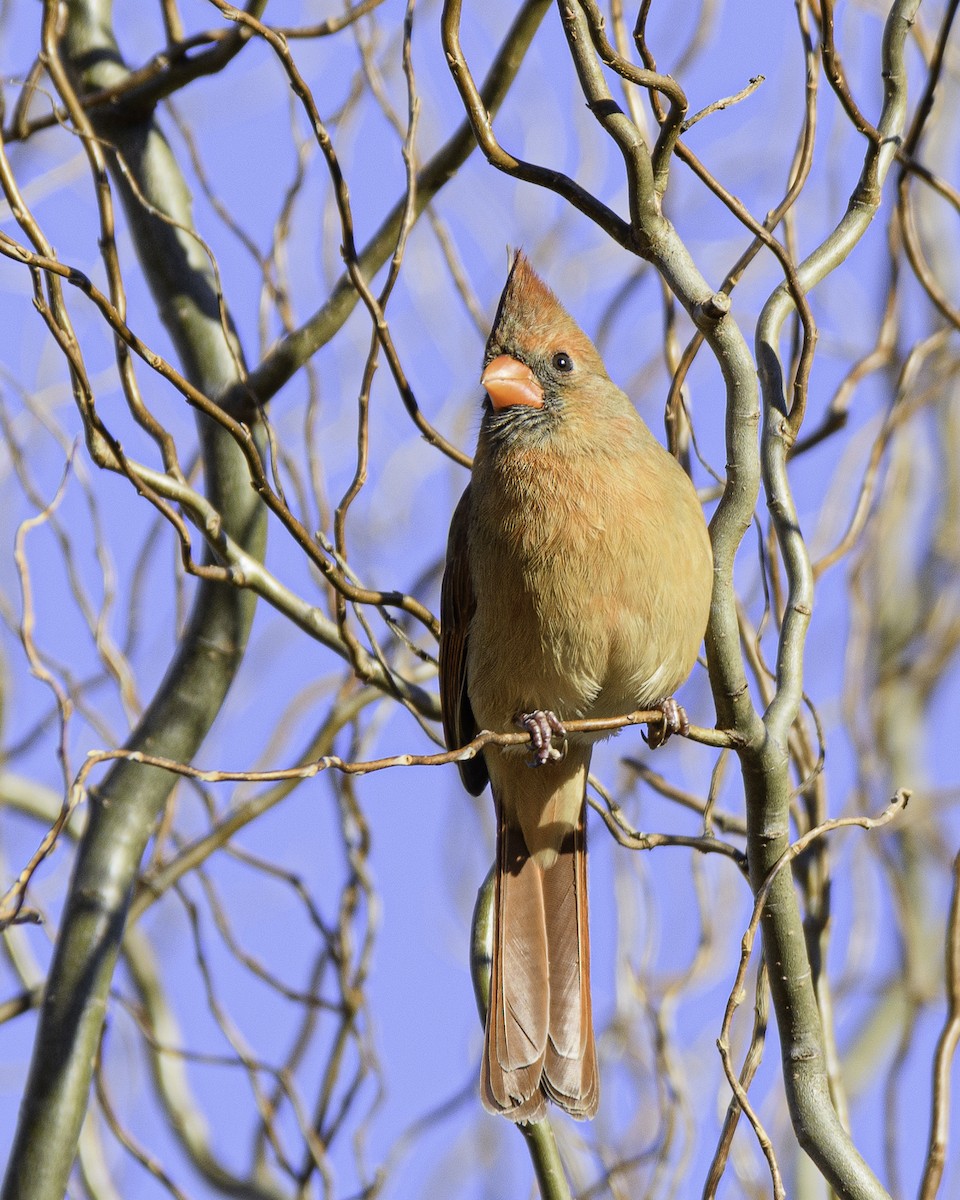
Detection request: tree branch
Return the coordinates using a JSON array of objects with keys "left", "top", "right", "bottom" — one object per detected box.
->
[{"left": 0, "top": 2, "right": 268, "bottom": 1195}]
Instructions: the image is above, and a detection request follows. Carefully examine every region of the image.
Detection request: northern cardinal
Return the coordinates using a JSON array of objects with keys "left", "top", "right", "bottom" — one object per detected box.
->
[{"left": 440, "top": 252, "right": 713, "bottom": 1122}]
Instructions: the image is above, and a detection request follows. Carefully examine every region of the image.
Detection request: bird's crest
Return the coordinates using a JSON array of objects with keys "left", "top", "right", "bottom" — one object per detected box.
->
[{"left": 488, "top": 252, "right": 603, "bottom": 371}]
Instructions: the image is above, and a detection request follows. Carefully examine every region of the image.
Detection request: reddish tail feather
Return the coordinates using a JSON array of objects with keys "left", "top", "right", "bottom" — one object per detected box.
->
[{"left": 482, "top": 802, "right": 598, "bottom": 1122}]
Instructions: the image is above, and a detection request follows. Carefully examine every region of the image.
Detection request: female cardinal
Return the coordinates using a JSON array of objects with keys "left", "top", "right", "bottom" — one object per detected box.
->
[{"left": 440, "top": 252, "right": 713, "bottom": 1122}]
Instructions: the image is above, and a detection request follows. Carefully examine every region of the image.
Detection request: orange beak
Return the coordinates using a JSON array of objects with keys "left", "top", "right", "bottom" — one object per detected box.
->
[{"left": 481, "top": 355, "right": 544, "bottom": 411}]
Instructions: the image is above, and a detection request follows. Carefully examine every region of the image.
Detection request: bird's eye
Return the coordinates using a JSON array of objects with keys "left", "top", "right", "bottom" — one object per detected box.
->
[{"left": 552, "top": 352, "right": 574, "bottom": 373}]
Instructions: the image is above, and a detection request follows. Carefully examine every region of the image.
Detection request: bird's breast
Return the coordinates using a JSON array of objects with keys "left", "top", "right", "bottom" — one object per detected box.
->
[{"left": 466, "top": 439, "right": 710, "bottom": 732}]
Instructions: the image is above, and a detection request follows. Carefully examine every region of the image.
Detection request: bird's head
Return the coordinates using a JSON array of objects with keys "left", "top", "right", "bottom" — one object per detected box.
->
[{"left": 480, "top": 251, "right": 611, "bottom": 448}]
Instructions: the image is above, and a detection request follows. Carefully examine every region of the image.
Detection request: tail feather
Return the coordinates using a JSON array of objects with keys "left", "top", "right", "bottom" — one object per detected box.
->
[
  {"left": 542, "top": 815, "right": 597, "bottom": 1118},
  {"left": 483, "top": 809, "right": 549, "bottom": 1117},
  {"left": 483, "top": 799, "right": 598, "bottom": 1122}
]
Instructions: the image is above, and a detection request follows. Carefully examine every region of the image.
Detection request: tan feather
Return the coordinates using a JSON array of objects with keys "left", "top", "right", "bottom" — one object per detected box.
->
[
  {"left": 440, "top": 251, "right": 713, "bottom": 1123},
  {"left": 541, "top": 814, "right": 597, "bottom": 1117},
  {"left": 482, "top": 806, "right": 548, "bottom": 1117}
]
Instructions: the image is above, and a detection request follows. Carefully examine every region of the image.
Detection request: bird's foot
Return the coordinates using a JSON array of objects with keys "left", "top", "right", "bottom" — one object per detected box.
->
[
  {"left": 518, "top": 710, "right": 566, "bottom": 765},
  {"left": 643, "top": 697, "right": 688, "bottom": 749}
]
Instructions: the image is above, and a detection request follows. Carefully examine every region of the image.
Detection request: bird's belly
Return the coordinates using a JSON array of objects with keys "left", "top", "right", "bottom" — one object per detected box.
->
[
  {"left": 467, "top": 556, "right": 677, "bottom": 735},
  {"left": 466, "top": 457, "right": 710, "bottom": 737}
]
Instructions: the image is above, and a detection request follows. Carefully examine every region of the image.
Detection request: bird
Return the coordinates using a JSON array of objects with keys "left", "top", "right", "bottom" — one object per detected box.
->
[{"left": 439, "top": 251, "right": 713, "bottom": 1123}]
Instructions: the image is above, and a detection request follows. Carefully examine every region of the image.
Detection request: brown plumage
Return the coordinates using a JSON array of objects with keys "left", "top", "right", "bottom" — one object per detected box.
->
[{"left": 440, "top": 253, "right": 713, "bottom": 1123}]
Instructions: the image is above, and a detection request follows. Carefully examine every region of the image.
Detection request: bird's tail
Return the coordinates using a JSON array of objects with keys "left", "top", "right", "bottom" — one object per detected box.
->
[{"left": 482, "top": 803, "right": 598, "bottom": 1122}]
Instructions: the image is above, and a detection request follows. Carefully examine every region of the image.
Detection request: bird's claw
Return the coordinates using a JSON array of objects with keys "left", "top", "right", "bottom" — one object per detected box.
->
[
  {"left": 643, "top": 697, "right": 688, "bottom": 749},
  {"left": 519, "top": 709, "right": 566, "bottom": 765}
]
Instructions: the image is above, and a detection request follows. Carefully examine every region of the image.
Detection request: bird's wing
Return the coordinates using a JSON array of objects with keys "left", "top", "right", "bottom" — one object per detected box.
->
[{"left": 440, "top": 484, "right": 488, "bottom": 795}]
